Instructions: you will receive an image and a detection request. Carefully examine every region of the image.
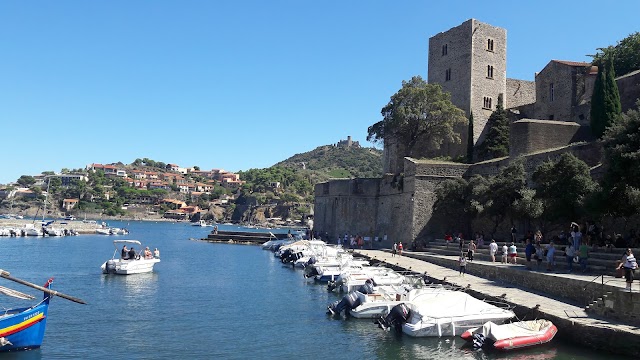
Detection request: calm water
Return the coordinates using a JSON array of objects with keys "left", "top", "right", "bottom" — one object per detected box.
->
[{"left": 0, "top": 221, "right": 615, "bottom": 359}]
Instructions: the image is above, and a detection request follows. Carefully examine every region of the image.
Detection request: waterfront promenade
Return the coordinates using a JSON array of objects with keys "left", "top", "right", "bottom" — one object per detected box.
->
[{"left": 355, "top": 249, "right": 640, "bottom": 357}]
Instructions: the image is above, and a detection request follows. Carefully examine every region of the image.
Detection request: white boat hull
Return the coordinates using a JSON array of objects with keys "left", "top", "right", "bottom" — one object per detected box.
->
[{"left": 101, "top": 258, "right": 160, "bottom": 275}]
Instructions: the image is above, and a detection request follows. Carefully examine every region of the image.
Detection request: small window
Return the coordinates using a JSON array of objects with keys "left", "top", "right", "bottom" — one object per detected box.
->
[
  {"left": 487, "top": 39, "right": 494, "bottom": 51},
  {"left": 442, "top": 44, "right": 448, "bottom": 56},
  {"left": 445, "top": 68, "right": 451, "bottom": 81},
  {"left": 550, "top": 83, "right": 554, "bottom": 102},
  {"left": 487, "top": 65, "right": 494, "bottom": 79},
  {"left": 483, "top": 97, "right": 493, "bottom": 109}
]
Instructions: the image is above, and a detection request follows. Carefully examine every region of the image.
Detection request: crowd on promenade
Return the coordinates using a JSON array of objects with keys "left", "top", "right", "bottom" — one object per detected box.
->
[{"left": 443, "top": 221, "right": 640, "bottom": 291}]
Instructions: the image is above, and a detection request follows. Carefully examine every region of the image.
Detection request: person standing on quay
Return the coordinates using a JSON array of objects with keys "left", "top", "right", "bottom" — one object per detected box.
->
[
  {"left": 489, "top": 239, "right": 498, "bottom": 262},
  {"left": 467, "top": 239, "right": 476, "bottom": 261},
  {"left": 398, "top": 242, "right": 403, "bottom": 256},
  {"left": 501, "top": 243, "right": 508, "bottom": 264},
  {"left": 617, "top": 248, "right": 638, "bottom": 292},
  {"left": 565, "top": 243, "right": 576, "bottom": 273},
  {"left": 459, "top": 252, "right": 467, "bottom": 276},
  {"left": 392, "top": 242, "right": 397, "bottom": 257},
  {"left": 524, "top": 239, "right": 535, "bottom": 270}
]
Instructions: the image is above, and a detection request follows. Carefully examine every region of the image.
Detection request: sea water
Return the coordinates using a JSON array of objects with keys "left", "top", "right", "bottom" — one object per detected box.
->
[{"left": 0, "top": 221, "right": 612, "bottom": 359}]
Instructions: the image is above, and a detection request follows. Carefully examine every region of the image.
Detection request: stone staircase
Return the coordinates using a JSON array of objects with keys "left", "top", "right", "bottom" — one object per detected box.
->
[{"left": 418, "top": 238, "right": 629, "bottom": 275}]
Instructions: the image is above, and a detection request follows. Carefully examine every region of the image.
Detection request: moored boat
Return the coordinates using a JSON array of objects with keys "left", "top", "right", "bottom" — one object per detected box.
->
[{"left": 460, "top": 319, "right": 557, "bottom": 351}]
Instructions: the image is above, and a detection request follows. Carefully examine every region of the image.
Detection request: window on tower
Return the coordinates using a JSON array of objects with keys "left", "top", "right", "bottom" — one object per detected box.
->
[
  {"left": 442, "top": 44, "right": 448, "bottom": 56},
  {"left": 550, "top": 83, "right": 554, "bottom": 102},
  {"left": 445, "top": 68, "right": 451, "bottom": 81},
  {"left": 487, "top": 39, "right": 494, "bottom": 52},
  {"left": 483, "top": 97, "right": 493, "bottom": 110},
  {"left": 487, "top": 65, "right": 494, "bottom": 79}
]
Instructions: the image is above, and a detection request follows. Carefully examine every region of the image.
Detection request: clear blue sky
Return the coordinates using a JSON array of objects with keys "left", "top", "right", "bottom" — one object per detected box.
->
[{"left": 1, "top": 1, "right": 638, "bottom": 184}]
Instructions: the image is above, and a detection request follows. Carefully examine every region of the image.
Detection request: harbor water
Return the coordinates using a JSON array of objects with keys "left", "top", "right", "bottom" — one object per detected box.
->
[{"left": 0, "top": 221, "right": 614, "bottom": 359}]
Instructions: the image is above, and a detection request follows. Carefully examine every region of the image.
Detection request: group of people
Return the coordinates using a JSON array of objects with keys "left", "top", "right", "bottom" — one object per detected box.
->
[
  {"left": 392, "top": 241, "right": 403, "bottom": 256},
  {"left": 121, "top": 245, "right": 160, "bottom": 260},
  {"left": 338, "top": 233, "right": 367, "bottom": 249}
]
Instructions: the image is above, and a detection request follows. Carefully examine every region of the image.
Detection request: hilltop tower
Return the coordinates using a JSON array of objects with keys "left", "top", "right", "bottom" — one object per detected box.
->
[{"left": 428, "top": 19, "right": 507, "bottom": 157}]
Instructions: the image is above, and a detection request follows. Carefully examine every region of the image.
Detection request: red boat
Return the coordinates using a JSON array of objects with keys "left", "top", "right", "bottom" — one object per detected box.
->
[{"left": 461, "top": 319, "right": 557, "bottom": 351}]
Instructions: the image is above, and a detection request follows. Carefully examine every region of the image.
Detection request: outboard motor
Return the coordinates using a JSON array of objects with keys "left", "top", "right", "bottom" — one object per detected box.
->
[
  {"left": 306, "top": 256, "right": 317, "bottom": 266},
  {"left": 357, "top": 279, "right": 374, "bottom": 295},
  {"left": 327, "top": 291, "right": 362, "bottom": 315},
  {"left": 376, "top": 303, "right": 411, "bottom": 333},
  {"left": 304, "top": 266, "right": 319, "bottom": 278},
  {"left": 105, "top": 260, "right": 117, "bottom": 274},
  {"left": 280, "top": 249, "right": 293, "bottom": 263}
]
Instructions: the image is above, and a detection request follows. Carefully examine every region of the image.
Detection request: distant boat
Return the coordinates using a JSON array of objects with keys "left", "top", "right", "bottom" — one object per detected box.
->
[{"left": 192, "top": 220, "right": 211, "bottom": 227}]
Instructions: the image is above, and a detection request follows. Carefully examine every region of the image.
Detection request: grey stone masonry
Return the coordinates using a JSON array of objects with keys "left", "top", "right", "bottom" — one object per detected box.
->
[{"left": 428, "top": 19, "right": 507, "bottom": 156}]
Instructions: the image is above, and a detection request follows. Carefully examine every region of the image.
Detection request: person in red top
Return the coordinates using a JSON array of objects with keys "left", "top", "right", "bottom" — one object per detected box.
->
[
  {"left": 398, "top": 242, "right": 403, "bottom": 256},
  {"left": 444, "top": 233, "right": 453, "bottom": 248}
]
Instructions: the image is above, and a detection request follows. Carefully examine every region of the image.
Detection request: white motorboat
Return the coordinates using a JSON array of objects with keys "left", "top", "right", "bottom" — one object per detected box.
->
[
  {"left": 378, "top": 291, "right": 514, "bottom": 337},
  {"left": 101, "top": 240, "right": 160, "bottom": 275},
  {"left": 347, "top": 285, "right": 450, "bottom": 319},
  {"left": 23, "top": 225, "right": 42, "bottom": 236},
  {"left": 44, "top": 227, "right": 64, "bottom": 236},
  {"left": 96, "top": 228, "right": 111, "bottom": 235},
  {"left": 109, "top": 227, "right": 129, "bottom": 235},
  {"left": 192, "top": 220, "right": 211, "bottom": 227}
]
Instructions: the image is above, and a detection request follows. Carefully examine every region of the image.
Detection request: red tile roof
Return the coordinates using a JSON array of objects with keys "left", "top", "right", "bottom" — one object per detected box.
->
[{"left": 552, "top": 60, "right": 591, "bottom": 67}]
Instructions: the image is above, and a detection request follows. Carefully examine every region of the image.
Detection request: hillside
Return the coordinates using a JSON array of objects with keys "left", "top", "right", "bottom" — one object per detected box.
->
[{"left": 274, "top": 145, "right": 383, "bottom": 182}]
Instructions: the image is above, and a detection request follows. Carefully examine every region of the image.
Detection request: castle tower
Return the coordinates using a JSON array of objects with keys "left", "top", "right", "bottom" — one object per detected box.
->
[{"left": 428, "top": 19, "right": 507, "bottom": 157}]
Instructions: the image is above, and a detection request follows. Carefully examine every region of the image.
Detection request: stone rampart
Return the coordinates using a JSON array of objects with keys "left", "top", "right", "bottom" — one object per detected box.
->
[
  {"left": 617, "top": 69, "right": 640, "bottom": 113},
  {"left": 509, "top": 119, "right": 581, "bottom": 157},
  {"left": 506, "top": 78, "right": 535, "bottom": 108}
]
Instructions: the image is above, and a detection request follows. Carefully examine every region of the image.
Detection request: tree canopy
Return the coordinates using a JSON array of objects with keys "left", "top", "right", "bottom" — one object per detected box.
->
[
  {"left": 367, "top": 76, "right": 466, "bottom": 158},
  {"left": 591, "top": 32, "right": 640, "bottom": 77}
]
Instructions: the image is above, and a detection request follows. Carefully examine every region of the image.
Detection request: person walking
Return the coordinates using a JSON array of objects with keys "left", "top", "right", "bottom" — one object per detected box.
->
[
  {"left": 459, "top": 252, "right": 467, "bottom": 276},
  {"left": 511, "top": 226, "right": 517, "bottom": 243},
  {"left": 489, "top": 239, "right": 498, "bottom": 263},
  {"left": 565, "top": 243, "right": 576, "bottom": 273},
  {"left": 535, "top": 244, "right": 544, "bottom": 270},
  {"left": 524, "top": 239, "right": 535, "bottom": 270},
  {"left": 545, "top": 242, "right": 556, "bottom": 271},
  {"left": 398, "top": 242, "right": 403, "bottom": 256},
  {"left": 617, "top": 248, "right": 638, "bottom": 292},
  {"left": 467, "top": 239, "right": 477, "bottom": 262},
  {"left": 501, "top": 243, "right": 508, "bottom": 264},
  {"left": 508, "top": 243, "right": 517, "bottom": 264},
  {"left": 392, "top": 242, "right": 397, "bottom": 257}
]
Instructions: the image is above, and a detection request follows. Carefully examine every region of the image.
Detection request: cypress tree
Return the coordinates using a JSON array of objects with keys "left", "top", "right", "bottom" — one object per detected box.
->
[
  {"left": 591, "top": 59, "right": 622, "bottom": 138},
  {"left": 467, "top": 111, "right": 474, "bottom": 163},
  {"left": 478, "top": 95, "right": 509, "bottom": 160},
  {"left": 590, "top": 63, "right": 606, "bottom": 137}
]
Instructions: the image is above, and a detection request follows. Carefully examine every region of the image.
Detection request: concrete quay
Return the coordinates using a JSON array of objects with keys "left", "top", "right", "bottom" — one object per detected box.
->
[
  {"left": 355, "top": 249, "right": 640, "bottom": 357},
  {"left": 0, "top": 219, "right": 102, "bottom": 234}
]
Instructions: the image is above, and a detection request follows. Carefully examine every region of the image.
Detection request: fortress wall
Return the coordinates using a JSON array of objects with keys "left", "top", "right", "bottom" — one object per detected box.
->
[
  {"left": 618, "top": 70, "right": 640, "bottom": 113},
  {"left": 509, "top": 119, "right": 581, "bottom": 157},
  {"left": 313, "top": 179, "right": 381, "bottom": 242},
  {"left": 506, "top": 78, "right": 536, "bottom": 108}
]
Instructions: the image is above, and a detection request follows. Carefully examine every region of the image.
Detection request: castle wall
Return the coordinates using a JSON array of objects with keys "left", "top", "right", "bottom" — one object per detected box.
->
[
  {"left": 617, "top": 70, "right": 640, "bottom": 113},
  {"left": 509, "top": 119, "right": 582, "bottom": 157},
  {"left": 506, "top": 78, "right": 536, "bottom": 108}
]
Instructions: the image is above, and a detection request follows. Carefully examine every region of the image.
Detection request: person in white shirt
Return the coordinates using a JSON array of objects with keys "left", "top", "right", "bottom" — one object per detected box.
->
[
  {"left": 489, "top": 239, "right": 498, "bottom": 262},
  {"left": 617, "top": 248, "right": 638, "bottom": 292},
  {"left": 501, "top": 243, "right": 508, "bottom": 264}
]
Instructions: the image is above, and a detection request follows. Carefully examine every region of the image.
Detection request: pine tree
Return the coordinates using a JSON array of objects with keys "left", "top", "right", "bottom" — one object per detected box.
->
[
  {"left": 478, "top": 95, "right": 509, "bottom": 160},
  {"left": 591, "top": 58, "right": 622, "bottom": 138},
  {"left": 466, "top": 112, "right": 474, "bottom": 163}
]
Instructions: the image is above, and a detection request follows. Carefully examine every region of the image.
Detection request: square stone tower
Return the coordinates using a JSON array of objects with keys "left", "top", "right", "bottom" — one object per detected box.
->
[{"left": 428, "top": 19, "right": 507, "bottom": 156}]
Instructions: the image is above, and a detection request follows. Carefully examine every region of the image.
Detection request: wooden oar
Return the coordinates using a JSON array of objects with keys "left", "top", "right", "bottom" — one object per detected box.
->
[{"left": 0, "top": 269, "right": 87, "bottom": 305}]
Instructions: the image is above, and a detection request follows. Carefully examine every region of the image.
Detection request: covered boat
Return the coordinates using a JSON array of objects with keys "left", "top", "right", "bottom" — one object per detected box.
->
[
  {"left": 101, "top": 240, "right": 160, "bottom": 275},
  {"left": 460, "top": 319, "right": 557, "bottom": 350},
  {"left": 377, "top": 291, "right": 514, "bottom": 337}
]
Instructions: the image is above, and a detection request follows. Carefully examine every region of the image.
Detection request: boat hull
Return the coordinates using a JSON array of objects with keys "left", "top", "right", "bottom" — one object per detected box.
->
[
  {"left": 460, "top": 320, "right": 558, "bottom": 350},
  {"left": 101, "top": 258, "right": 160, "bottom": 275},
  {"left": 0, "top": 298, "right": 49, "bottom": 352}
]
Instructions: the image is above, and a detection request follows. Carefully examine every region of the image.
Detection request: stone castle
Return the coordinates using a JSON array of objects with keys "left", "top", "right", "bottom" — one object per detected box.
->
[{"left": 314, "top": 19, "right": 640, "bottom": 247}]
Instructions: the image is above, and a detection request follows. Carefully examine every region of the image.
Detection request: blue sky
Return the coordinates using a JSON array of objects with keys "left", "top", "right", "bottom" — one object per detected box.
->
[{"left": 1, "top": 1, "right": 638, "bottom": 184}]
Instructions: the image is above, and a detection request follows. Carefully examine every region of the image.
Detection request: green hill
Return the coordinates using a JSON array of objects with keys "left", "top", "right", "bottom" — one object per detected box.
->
[{"left": 274, "top": 145, "right": 383, "bottom": 182}]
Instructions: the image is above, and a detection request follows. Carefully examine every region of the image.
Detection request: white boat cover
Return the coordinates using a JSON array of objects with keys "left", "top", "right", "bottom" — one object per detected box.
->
[{"left": 473, "top": 320, "right": 552, "bottom": 341}]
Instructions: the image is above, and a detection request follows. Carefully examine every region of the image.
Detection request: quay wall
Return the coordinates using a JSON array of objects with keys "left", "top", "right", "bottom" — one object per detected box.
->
[{"left": 358, "top": 250, "right": 640, "bottom": 357}]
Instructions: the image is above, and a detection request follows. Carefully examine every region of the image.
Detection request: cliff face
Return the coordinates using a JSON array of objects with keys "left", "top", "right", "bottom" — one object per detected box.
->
[{"left": 231, "top": 204, "right": 303, "bottom": 224}]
